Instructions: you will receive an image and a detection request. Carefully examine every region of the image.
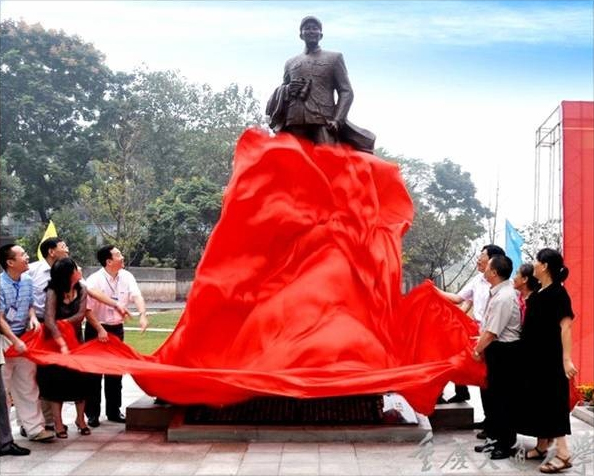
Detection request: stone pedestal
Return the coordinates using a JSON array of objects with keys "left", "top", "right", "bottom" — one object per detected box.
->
[
  {"left": 126, "top": 395, "right": 176, "bottom": 431},
  {"left": 125, "top": 396, "right": 476, "bottom": 441},
  {"left": 167, "top": 412, "right": 432, "bottom": 443},
  {"left": 429, "top": 402, "right": 474, "bottom": 430}
]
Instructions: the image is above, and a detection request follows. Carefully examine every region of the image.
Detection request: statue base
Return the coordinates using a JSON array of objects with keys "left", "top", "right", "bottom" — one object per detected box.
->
[{"left": 126, "top": 394, "right": 437, "bottom": 442}]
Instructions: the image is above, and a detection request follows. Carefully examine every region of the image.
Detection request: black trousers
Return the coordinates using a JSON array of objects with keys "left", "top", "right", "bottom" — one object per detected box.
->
[
  {"left": 84, "top": 323, "right": 124, "bottom": 419},
  {"left": 481, "top": 386, "right": 493, "bottom": 435},
  {"left": 453, "top": 384, "right": 470, "bottom": 399},
  {"left": 484, "top": 340, "right": 520, "bottom": 449}
]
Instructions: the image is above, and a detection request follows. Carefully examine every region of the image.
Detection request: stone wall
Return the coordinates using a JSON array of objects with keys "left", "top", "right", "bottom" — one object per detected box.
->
[{"left": 175, "top": 268, "right": 195, "bottom": 301}]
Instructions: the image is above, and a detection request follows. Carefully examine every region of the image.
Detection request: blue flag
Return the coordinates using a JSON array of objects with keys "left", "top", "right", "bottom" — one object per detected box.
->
[{"left": 505, "top": 219, "right": 524, "bottom": 275}]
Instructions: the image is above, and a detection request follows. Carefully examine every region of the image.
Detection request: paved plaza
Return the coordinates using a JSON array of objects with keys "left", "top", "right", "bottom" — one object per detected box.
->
[{"left": 2, "top": 378, "right": 592, "bottom": 476}]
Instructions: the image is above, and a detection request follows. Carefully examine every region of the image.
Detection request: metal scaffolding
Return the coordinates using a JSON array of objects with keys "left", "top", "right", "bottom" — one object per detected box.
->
[{"left": 533, "top": 105, "right": 563, "bottom": 253}]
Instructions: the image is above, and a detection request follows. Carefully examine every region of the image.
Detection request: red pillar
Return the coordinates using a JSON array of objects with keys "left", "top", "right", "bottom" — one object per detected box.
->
[{"left": 561, "top": 100, "right": 594, "bottom": 385}]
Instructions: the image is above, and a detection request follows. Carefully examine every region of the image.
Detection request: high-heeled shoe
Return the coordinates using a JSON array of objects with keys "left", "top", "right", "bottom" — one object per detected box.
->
[
  {"left": 55, "top": 425, "right": 68, "bottom": 439},
  {"left": 75, "top": 423, "right": 91, "bottom": 436}
]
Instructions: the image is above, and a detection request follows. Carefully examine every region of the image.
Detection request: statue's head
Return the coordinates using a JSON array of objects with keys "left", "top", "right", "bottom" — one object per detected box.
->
[{"left": 299, "top": 16, "right": 323, "bottom": 44}]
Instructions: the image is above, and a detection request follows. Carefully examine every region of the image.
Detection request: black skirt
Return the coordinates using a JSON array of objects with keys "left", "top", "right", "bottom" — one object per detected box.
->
[{"left": 37, "top": 364, "right": 92, "bottom": 403}]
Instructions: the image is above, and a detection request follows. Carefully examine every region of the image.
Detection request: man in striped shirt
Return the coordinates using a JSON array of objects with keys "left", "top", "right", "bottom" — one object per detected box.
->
[{"left": 0, "top": 244, "right": 54, "bottom": 442}]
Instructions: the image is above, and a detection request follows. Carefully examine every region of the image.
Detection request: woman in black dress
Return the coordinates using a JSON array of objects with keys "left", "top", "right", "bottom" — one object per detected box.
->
[
  {"left": 37, "top": 258, "right": 108, "bottom": 438},
  {"left": 520, "top": 248, "right": 578, "bottom": 473}
]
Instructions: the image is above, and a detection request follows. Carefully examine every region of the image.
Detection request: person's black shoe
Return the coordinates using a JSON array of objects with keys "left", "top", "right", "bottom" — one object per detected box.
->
[
  {"left": 476, "top": 430, "right": 488, "bottom": 440},
  {"left": 446, "top": 394, "right": 470, "bottom": 404},
  {"left": 19, "top": 426, "right": 26, "bottom": 438},
  {"left": 107, "top": 413, "right": 126, "bottom": 423},
  {"left": 490, "top": 448, "right": 513, "bottom": 460},
  {"left": 474, "top": 441, "right": 496, "bottom": 453},
  {"left": 0, "top": 442, "right": 31, "bottom": 457},
  {"left": 87, "top": 417, "right": 100, "bottom": 428}
]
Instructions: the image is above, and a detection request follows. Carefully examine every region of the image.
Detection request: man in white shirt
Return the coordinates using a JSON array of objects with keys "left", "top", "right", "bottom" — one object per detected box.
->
[
  {"left": 436, "top": 244, "right": 505, "bottom": 404},
  {"left": 84, "top": 245, "right": 148, "bottom": 427},
  {"left": 472, "top": 254, "right": 521, "bottom": 460}
]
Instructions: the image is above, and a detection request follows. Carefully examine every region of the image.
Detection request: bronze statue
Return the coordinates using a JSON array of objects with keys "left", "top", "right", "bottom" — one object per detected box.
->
[{"left": 267, "top": 16, "right": 375, "bottom": 152}]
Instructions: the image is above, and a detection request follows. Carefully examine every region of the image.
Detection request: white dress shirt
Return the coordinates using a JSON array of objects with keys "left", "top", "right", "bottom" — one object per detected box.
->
[
  {"left": 457, "top": 273, "right": 490, "bottom": 326},
  {"left": 27, "top": 259, "right": 51, "bottom": 320},
  {"left": 86, "top": 268, "right": 141, "bottom": 325}
]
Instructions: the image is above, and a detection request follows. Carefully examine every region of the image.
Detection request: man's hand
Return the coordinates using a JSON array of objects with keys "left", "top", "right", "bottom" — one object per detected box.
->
[
  {"left": 13, "top": 338, "right": 27, "bottom": 354},
  {"left": 29, "top": 316, "right": 40, "bottom": 331},
  {"left": 97, "top": 327, "right": 109, "bottom": 343},
  {"left": 115, "top": 304, "right": 132, "bottom": 320},
  {"left": 139, "top": 313, "right": 149, "bottom": 334},
  {"left": 472, "top": 349, "right": 483, "bottom": 362}
]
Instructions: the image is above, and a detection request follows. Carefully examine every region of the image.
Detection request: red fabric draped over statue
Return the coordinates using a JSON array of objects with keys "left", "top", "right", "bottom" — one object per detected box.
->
[{"left": 9, "top": 129, "right": 485, "bottom": 415}]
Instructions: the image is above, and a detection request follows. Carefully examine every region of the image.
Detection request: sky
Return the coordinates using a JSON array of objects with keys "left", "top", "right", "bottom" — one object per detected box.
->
[{"left": 2, "top": 0, "right": 593, "bottom": 243}]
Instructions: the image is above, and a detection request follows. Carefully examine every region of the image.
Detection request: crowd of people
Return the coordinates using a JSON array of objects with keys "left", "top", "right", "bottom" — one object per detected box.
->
[
  {"left": 438, "top": 244, "right": 577, "bottom": 473},
  {"left": 0, "top": 237, "right": 579, "bottom": 474},
  {"left": 0, "top": 238, "right": 147, "bottom": 456}
]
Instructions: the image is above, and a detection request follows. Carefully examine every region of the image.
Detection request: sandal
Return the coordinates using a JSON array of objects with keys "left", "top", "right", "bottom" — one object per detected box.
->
[
  {"left": 539, "top": 455, "right": 572, "bottom": 473},
  {"left": 55, "top": 426, "right": 68, "bottom": 439},
  {"left": 76, "top": 423, "right": 91, "bottom": 436},
  {"left": 527, "top": 447, "right": 548, "bottom": 460}
]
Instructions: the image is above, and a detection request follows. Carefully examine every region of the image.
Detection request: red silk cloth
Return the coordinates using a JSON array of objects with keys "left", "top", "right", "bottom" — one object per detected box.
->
[{"left": 10, "top": 129, "right": 485, "bottom": 415}]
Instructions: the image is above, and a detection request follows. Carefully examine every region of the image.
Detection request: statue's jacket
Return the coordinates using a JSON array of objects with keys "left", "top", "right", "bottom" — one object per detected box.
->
[{"left": 282, "top": 49, "right": 354, "bottom": 126}]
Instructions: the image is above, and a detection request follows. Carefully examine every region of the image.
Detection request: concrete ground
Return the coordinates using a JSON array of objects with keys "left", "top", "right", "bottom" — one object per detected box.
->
[{"left": 3, "top": 379, "right": 593, "bottom": 476}]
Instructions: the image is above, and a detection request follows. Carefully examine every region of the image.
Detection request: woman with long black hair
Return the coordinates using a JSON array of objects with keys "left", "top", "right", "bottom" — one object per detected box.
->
[{"left": 37, "top": 258, "right": 108, "bottom": 438}]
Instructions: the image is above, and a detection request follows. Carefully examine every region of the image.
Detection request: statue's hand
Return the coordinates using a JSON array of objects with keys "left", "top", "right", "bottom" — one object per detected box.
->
[
  {"left": 288, "top": 78, "right": 307, "bottom": 96},
  {"left": 326, "top": 119, "right": 341, "bottom": 133}
]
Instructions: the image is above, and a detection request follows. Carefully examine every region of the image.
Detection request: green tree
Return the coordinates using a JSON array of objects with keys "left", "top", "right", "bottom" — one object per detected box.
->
[
  {"left": 376, "top": 150, "right": 491, "bottom": 288},
  {"left": 129, "top": 68, "right": 202, "bottom": 195},
  {"left": 186, "top": 83, "right": 264, "bottom": 186},
  {"left": 0, "top": 159, "right": 24, "bottom": 221},
  {"left": 77, "top": 125, "right": 153, "bottom": 264},
  {"left": 0, "top": 20, "right": 112, "bottom": 222},
  {"left": 144, "top": 177, "right": 222, "bottom": 268},
  {"left": 122, "top": 69, "right": 264, "bottom": 194},
  {"left": 77, "top": 73, "right": 153, "bottom": 262}
]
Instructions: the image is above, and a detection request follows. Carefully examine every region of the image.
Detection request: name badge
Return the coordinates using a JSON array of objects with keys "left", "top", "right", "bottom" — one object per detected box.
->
[{"left": 6, "top": 306, "right": 17, "bottom": 322}]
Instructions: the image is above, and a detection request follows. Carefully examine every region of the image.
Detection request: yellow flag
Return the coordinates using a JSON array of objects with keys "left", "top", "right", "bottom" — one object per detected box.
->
[{"left": 37, "top": 220, "right": 58, "bottom": 261}]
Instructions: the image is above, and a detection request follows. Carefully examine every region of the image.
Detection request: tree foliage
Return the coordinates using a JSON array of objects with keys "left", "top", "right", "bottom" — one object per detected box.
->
[
  {"left": 0, "top": 159, "right": 24, "bottom": 221},
  {"left": 77, "top": 82, "right": 153, "bottom": 263},
  {"left": 376, "top": 150, "right": 492, "bottom": 288},
  {"left": 0, "top": 20, "right": 112, "bottom": 222},
  {"left": 2, "top": 21, "right": 263, "bottom": 267},
  {"left": 144, "top": 177, "right": 222, "bottom": 268},
  {"left": 520, "top": 219, "right": 561, "bottom": 260}
]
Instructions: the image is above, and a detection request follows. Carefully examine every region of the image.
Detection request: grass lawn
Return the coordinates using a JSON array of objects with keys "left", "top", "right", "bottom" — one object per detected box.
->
[
  {"left": 126, "top": 310, "right": 182, "bottom": 329},
  {"left": 124, "top": 310, "right": 182, "bottom": 354}
]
